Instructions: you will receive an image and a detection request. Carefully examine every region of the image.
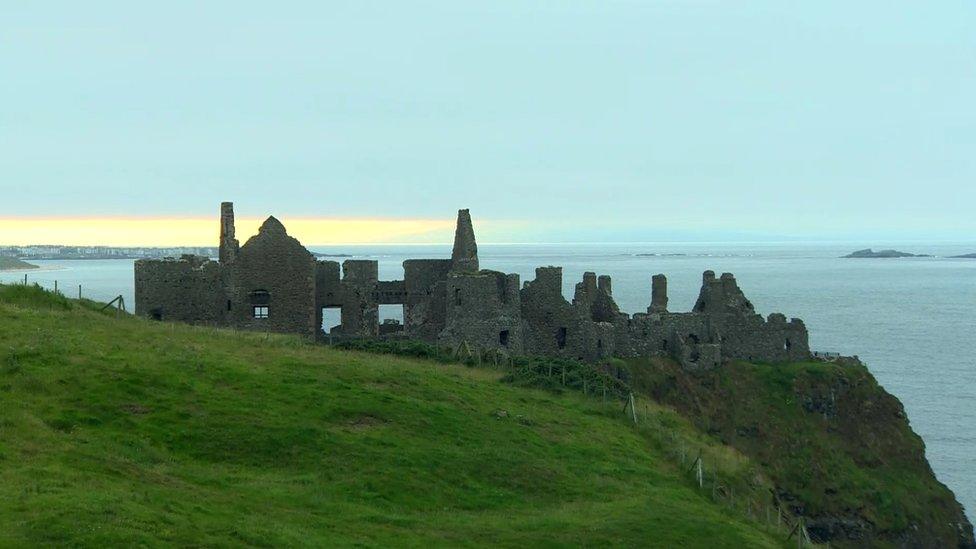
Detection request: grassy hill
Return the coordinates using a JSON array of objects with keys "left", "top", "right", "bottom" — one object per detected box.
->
[
  {"left": 0, "top": 284, "right": 787, "bottom": 547},
  {"left": 0, "top": 257, "right": 38, "bottom": 271}
]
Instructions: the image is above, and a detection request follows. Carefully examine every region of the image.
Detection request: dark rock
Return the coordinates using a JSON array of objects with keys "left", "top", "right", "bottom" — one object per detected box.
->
[{"left": 842, "top": 248, "right": 931, "bottom": 258}]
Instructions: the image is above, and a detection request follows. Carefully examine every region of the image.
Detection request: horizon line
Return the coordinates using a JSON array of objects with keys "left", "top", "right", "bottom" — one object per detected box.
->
[{"left": 4, "top": 239, "right": 976, "bottom": 248}]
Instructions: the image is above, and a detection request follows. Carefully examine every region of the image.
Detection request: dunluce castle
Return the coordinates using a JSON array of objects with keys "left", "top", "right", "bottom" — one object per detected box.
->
[{"left": 135, "top": 203, "right": 811, "bottom": 368}]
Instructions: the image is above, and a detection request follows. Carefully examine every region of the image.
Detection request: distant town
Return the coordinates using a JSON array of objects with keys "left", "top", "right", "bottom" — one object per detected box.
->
[
  {"left": 0, "top": 245, "right": 352, "bottom": 261},
  {"left": 0, "top": 245, "right": 218, "bottom": 260}
]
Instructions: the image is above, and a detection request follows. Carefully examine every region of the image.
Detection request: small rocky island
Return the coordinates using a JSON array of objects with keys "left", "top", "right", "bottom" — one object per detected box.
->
[
  {"left": 842, "top": 248, "right": 931, "bottom": 258},
  {"left": 0, "top": 257, "right": 39, "bottom": 271},
  {"left": 950, "top": 253, "right": 976, "bottom": 259}
]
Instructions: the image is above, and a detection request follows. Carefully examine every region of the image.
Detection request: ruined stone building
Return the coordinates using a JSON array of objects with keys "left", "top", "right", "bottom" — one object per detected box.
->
[{"left": 135, "top": 203, "right": 811, "bottom": 368}]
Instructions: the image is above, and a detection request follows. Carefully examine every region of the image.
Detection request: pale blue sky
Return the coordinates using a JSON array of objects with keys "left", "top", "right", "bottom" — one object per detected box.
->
[{"left": 2, "top": 1, "right": 974, "bottom": 242}]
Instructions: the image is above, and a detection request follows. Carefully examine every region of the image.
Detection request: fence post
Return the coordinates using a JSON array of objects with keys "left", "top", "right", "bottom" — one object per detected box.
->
[
  {"left": 799, "top": 517, "right": 810, "bottom": 548},
  {"left": 54, "top": 280, "right": 58, "bottom": 294},
  {"left": 629, "top": 393, "right": 638, "bottom": 426},
  {"left": 78, "top": 285, "right": 82, "bottom": 299}
]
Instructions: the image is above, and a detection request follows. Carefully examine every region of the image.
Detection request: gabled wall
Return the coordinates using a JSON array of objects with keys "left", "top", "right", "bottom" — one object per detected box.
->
[{"left": 228, "top": 217, "right": 317, "bottom": 336}]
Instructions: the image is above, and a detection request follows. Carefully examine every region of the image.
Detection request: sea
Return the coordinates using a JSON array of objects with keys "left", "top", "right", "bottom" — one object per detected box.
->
[{"left": 3, "top": 241, "right": 974, "bottom": 521}]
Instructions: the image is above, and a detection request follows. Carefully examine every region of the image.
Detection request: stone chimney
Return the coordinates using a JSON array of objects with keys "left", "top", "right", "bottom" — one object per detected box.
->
[
  {"left": 450, "top": 208, "right": 479, "bottom": 272},
  {"left": 649, "top": 274, "right": 668, "bottom": 313},
  {"left": 219, "top": 202, "right": 239, "bottom": 263}
]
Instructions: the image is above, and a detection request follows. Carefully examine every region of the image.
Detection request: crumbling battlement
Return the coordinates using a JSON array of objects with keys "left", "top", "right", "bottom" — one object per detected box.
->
[{"left": 134, "top": 203, "right": 813, "bottom": 368}]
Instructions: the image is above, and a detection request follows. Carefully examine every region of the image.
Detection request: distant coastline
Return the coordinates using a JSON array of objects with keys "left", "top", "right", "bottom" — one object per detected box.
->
[
  {"left": 0, "top": 245, "right": 218, "bottom": 261},
  {"left": 843, "top": 248, "right": 931, "bottom": 258},
  {"left": 0, "top": 257, "right": 40, "bottom": 272},
  {"left": 843, "top": 248, "right": 976, "bottom": 259}
]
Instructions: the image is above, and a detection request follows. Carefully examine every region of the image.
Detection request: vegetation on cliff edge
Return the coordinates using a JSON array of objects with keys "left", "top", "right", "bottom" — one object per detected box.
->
[{"left": 624, "top": 357, "right": 974, "bottom": 548}]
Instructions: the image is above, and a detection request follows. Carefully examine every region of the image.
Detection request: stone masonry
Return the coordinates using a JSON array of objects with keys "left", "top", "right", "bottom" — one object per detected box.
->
[{"left": 134, "top": 202, "right": 812, "bottom": 368}]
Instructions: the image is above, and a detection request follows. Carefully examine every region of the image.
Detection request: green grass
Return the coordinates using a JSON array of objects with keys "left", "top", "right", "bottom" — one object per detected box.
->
[{"left": 0, "top": 285, "right": 786, "bottom": 547}]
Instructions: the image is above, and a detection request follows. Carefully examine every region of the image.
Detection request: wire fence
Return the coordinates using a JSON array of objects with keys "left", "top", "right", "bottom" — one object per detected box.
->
[
  {"left": 624, "top": 392, "right": 819, "bottom": 547},
  {"left": 2, "top": 272, "right": 130, "bottom": 306}
]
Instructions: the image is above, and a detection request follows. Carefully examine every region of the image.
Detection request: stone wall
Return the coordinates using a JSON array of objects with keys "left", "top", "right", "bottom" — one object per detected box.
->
[
  {"left": 135, "top": 202, "right": 813, "bottom": 368},
  {"left": 338, "top": 260, "right": 379, "bottom": 337},
  {"left": 134, "top": 255, "right": 224, "bottom": 324},
  {"left": 520, "top": 266, "right": 580, "bottom": 358},
  {"left": 227, "top": 217, "right": 317, "bottom": 336},
  {"left": 315, "top": 260, "right": 342, "bottom": 333},
  {"left": 711, "top": 313, "right": 811, "bottom": 363},
  {"left": 403, "top": 259, "right": 451, "bottom": 341},
  {"left": 441, "top": 270, "right": 522, "bottom": 353}
]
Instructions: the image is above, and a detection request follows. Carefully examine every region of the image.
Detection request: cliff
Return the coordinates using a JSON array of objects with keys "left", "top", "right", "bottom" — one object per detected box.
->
[{"left": 626, "top": 357, "right": 974, "bottom": 548}]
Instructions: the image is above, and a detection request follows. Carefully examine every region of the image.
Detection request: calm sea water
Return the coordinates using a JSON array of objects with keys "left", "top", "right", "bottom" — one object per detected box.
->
[{"left": 4, "top": 242, "right": 974, "bottom": 520}]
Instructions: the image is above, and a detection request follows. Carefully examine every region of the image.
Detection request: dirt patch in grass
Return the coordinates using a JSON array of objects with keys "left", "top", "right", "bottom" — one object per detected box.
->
[
  {"left": 343, "top": 414, "right": 387, "bottom": 431},
  {"left": 120, "top": 403, "right": 152, "bottom": 415}
]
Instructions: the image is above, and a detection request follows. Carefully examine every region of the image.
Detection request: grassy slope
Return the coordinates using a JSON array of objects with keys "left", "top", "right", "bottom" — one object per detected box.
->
[
  {"left": 626, "top": 357, "right": 973, "bottom": 547},
  {"left": 0, "top": 285, "right": 783, "bottom": 548},
  {"left": 0, "top": 257, "right": 38, "bottom": 271}
]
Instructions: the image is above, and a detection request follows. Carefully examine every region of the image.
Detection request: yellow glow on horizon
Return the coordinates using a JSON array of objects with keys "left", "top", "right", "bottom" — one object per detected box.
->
[{"left": 0, "top": 216, "right": 460, "bottom": 247}]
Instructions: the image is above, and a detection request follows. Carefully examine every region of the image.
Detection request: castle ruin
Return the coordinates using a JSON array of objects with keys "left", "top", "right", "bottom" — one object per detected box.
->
[{"left": 135, "top": 203, "right": 811, "bottom": 368}]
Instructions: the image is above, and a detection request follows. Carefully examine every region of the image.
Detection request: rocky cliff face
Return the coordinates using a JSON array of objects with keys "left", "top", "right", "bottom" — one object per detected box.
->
[{"left": 626, "top": 357, "right": 974, "bottom": 548}]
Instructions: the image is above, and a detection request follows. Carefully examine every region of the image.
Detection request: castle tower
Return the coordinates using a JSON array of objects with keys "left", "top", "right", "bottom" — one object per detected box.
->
[
  {"left": 219, "top": 201, "right": 239, "bottom": 263},
  {"left": 450, "top": 208, "right": 479, "bottom": 272},
  {"left": 649, "top": 274, "right": 668, "bottom": 313}
]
